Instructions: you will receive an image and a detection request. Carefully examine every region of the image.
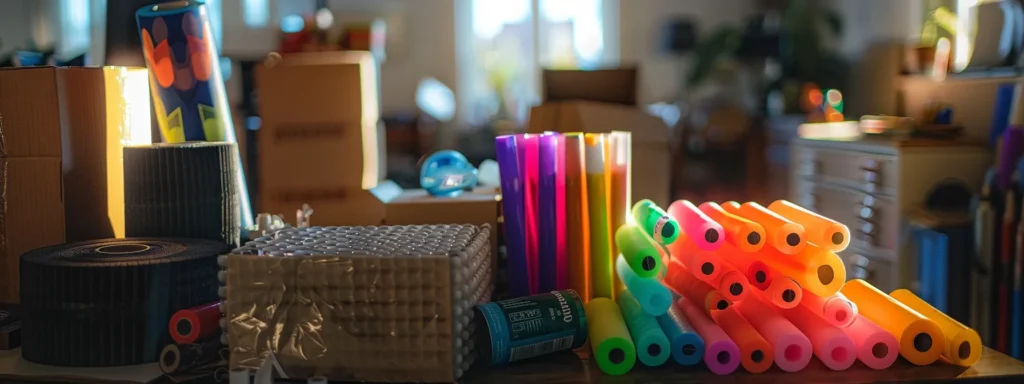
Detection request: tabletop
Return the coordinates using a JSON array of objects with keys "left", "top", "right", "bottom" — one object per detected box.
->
[{"left": 461, "top": 347, "right": 1024, "bottom": 383}]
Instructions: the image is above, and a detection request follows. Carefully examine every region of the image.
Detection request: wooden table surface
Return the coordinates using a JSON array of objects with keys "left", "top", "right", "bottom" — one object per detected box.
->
[{"left": 461, "top": 347, "right": 1024, "bottom": 383}]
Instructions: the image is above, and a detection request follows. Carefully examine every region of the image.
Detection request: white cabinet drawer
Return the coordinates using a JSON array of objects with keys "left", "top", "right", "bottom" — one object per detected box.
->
[
  {"left": 794, "top": 181, "right": 898, "bottom": 254},
  {"left": 794, "top": 147, "right": 898, "bottom": 197}
]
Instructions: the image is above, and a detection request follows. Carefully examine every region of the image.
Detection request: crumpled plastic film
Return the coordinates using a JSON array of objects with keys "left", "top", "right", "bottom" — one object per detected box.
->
[{"left": 226, "top": 224, "right": 492, "bottom": 382}]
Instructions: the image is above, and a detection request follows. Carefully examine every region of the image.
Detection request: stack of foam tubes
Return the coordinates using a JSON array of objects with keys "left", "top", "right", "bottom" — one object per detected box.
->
[{"left": 159, "top": 301, "right": 226, "bottom": 378}]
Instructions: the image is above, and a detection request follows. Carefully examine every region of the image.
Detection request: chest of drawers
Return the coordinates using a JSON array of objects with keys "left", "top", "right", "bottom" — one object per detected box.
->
[{"left": 790, "top": 138, "right": 991, "bottom": 292}]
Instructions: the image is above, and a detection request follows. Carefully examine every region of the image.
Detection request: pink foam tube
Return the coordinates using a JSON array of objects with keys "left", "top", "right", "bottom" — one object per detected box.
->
[
  {"left": 518, "top": 134, "right": 540, "bottom": 294},
  {"left": 736, "top": 296, "right": 812, "bottom": 372},
  {"left": 779, "top": 302, "right": 857, "bottom": 371},
  {"left": 746, "top": 260, "right": 773, "bottom": 291},
  {"left": 668, "top": 200, "right": 724, "bottom": 251},
  {"left": 841, "top": 316, "right": 899, "bottom": 370},
  {"left": 677, "top": 297, "right": 740, "bottom": 375},
  {"left": 804, "top": 292, "right": 858, "bottom": 328}
]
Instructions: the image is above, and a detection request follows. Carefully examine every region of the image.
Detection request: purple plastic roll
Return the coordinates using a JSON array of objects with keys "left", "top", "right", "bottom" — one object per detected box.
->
[
  {"left": 998, "top": 128, "right": 1023, "bottom": 191},
  {"left": 496, "top": 135, "right": 530, "bottom": 297},
  {"left": 539, "top": 133, "right": 560, "bottom": 292}
]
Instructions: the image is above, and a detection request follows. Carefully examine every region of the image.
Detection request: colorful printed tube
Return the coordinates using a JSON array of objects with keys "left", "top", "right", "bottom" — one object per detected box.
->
[
  {"left": 736, "top": 296, "right": 813, "bottom": 372},
  {"left": 614, "top": 224, "right": 665, "bottom": 278},
  {"left": 564, "top": 134, "right": 591, "bottom": 301},
  {"left": 538, "top": 134, "right": 560, "bottom": 292},
  {"left": 664, "top": 260, "right": 731, "bottom": 314},
  {"left": 768, "top": 199, "right": 850, "bottom": 252},
  {"left": 586, "top": 298, "right": 637, "bottom": 375},
  {"left": 632, "top": 200, "right": 679, "bottom": 245},
  {"left": 725, "top": 201, "right": 806, "bottom": 255},
  {"left": 890, "top": 288, "right": 982, "bottom": 367},
  {"left": 657, "top": 305, "right": 705, "bottom": 366},
  {"left": 779, "top": 300, "right": 857, "bottom": 371},
  {"left": 666, "top": 234, "right": 722, "bottom": 284},
  {"left": 495, "top": 136, "right": 529, "bottom": 297},
  {"left": 759, "top": 244, "right": 847, "bottom": 297},
  {"left": 618, "top": 290, "right": 671, "bottom": 367},
  {"left": 677, "top": 297, "right": 740, "bottom": 375},
  {"left": 699, "top": 202, "right": 766, "bottom": 252},
  {"left": 802, "top": 291, "right": 858, "bottom": 328},
  {"left": 585, "top": 134, "right": 614, "bottom": 299},
  {"left": 518, "top": 134, "right": 541, "bottom": 294},
  {"left": 840, "top": 316, "right": 900, "bottom": 370},
  {"left": 712, "top": 308, "right": 774, "bottom": 373},
  {"left": 840, "top": 279, "right": 945, "bottom": 366},
  {"left": 668, "top": 200, "right": 724, "bottom": 251},
  {"left": 615, "top": 255, "right": 672, "bottom": 316},
  {"left": 169, "top": 302, "right": 221, "bottom": 344}
]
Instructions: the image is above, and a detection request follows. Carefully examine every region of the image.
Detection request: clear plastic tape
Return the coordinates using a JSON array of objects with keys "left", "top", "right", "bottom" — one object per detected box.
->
[{"left": 226, "top": 224, "right": 492, "bottom": 382}]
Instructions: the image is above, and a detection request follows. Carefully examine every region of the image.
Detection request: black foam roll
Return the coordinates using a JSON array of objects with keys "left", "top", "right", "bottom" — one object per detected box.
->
[
  {"left": 124, "top": 142, "right": 241, "bottom": 247},
  {"left": 159, "top": 338, "right": 224, "bottom": 374},
  {"left": 19, "top": 238, "right": 231, "bottom": 367}
]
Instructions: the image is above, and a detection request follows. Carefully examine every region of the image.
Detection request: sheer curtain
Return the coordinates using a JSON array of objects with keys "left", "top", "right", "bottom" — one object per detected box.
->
[{"left": 457, "top": 0, "right": 619, "bottom": 126}]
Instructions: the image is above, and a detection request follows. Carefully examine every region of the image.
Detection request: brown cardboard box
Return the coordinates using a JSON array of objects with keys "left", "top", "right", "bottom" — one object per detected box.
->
[
  {"left": 384, "top": 188, "right": 501, "bottom": 257},
  {"left": 256, "top": 51, "right": 385, "bottom": 211},
  {"left": 527, "top": 101, "right": 672, "bottom": 206},
  {"left": 542, "top": 68, "right": 638, "bottom": 106}
]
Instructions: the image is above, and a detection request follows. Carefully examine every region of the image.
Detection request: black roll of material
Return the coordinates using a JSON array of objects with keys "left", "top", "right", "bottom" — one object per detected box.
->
[
  {"left": 19, "top": 238, "right": 231, "bottom": 367},
  {"left": 124, "top": 142, "right": 241, "bottom": 247},
  {"left": 159, "top": 338, "right": 225, "bottom": 374}
]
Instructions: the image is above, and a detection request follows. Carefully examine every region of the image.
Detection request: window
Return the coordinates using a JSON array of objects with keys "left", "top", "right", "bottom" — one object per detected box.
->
[
  {"left": 458, "top": 0, "right": 618, "bottom": 125},
  {"left": 60, "top": 0, "right": 91, "bottom": 58},
  {"left": 242, "top": 0, "right": 270, "bottom": 28}
]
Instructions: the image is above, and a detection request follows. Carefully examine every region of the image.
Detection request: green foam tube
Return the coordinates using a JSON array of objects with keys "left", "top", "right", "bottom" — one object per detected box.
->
[
  {"left": 614, "top": 224, "right": 665, "bottom": 278},
  {"left": 618, "top": 290, "right": 671, "bottom": 367},
  {"left": 631, "top": 199, "right": 679, "bottom": 245},
  {"left": 586, "top": 298, "right": 637, "bottom": 375}
]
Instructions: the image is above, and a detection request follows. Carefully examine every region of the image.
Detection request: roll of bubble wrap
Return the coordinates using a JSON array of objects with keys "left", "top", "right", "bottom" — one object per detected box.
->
[{"left": 225, "top": 224, "right": 492, "bottom": 382}]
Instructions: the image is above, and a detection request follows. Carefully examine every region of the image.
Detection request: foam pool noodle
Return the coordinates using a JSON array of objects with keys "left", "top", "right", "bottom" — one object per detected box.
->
[
  {"left": 657, "top": 305, "right": 705, "bottom": 366},
  {"left": 712, "top": 307, "right": 774, "bottom": 373},
  {"left": 699, "top": 202, "right": 766, "bottom": 252},
  {"left": 736, "top": 295, "right": 813, "bottom": 372},
  {"left": 717, "top": 243, "right": 773, "bottom": 291},
  {"left": 518, "top": 134, "right": 541, "bottom": 294},
  {"left": 705, "top": 252, "right": 748, "bottom": 303},
  {"left": 665, "top": 233, "right": 722, "bottom": 285},
  {"left": 768, "top": 199, "right": 850, "bottom": 252},
  {"left": 725, "top": 201, "right": 807, "bottom": 255},
  {"left": 615, "top": 255, "right": 671, "bottom": 316},
  {"left": 802, "top": 291, "right": 858, "bottom": 328},
  {"left": 677, "top": 297, "right": 740, "bottom": 375},
  {"left": 631, "top": 199, "right": 679, "bottom": 245},
  {"left": 890, "top": 288, "right": 982, "bottom": 367},
  {"left": 608, "top": 132, "right": 630, "bottom": 294},
  {"left": 840, "top": 316, "right": 900, "bottom": 370},
  {"left": 538, "top": 133, "right": 562, "bottom": 291},
  {"left": 564, "top": 134, "right": 591, "bottom": 301},
  {"left": 840, "top": 279, "right": 945, "bottom": 366},
  {"left": 759, "top": 243, "right": 847, "bottom": 297},
  {"left": 494, "top": 135, "right": 529, "bottom": 297},
  {"left": 779, "top": 299, "right": 857, "bottom": 370},
  {"left": 585, "top": 134, "right": 614, "bottom": 299},
  {"left": 585, "top": 298, "right": 637, "bottom": 375},
  {"left": 668, "top": 200, "right": 724, "bottom": 251},
  {"left": 764, "top": 275, "right": 803, "bottom": 309},
  {"left": 618, "top": 290, "right": 671, "bottom": 367},
  {"left": 664, "top": 259, "right": 731, "bottom": 314},
  {"left": 614, "top": 224, "right": 665, "bottom": 279}
]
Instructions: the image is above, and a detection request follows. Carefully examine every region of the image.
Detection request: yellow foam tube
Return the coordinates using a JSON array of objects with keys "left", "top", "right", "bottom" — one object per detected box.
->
[
  {"left": 840, "top": 280, "right": 945, "bottom": 365},
  {"left": 890, "top": 289, "right": 983, "bottom": 367}
]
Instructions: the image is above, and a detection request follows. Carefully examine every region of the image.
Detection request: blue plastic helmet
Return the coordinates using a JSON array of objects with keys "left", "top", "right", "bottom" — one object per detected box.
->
[{"left": 420, "top": 150, "right": 479, "bottom": 197}]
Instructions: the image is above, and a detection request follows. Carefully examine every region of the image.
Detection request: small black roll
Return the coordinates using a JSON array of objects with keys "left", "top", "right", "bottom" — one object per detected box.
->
[{"left": 160, "top": 338, "right": 224, "bottom": 374}]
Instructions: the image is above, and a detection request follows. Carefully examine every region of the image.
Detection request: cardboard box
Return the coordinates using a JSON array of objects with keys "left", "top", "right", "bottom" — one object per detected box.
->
[
  {"left": 256, "top": 51, "right": 385, "bottom": 206},
  {"left": 542, "top": 68, "right": 638, "bottom": 106},
  {"left": 527, "top": 101, "right": 672, "bottom": 206}
]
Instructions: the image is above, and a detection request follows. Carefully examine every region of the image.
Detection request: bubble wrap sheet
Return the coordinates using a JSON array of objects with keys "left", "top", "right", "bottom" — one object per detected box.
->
[{"left": 223, "top": 224, "right": 492, "bottom": 382}]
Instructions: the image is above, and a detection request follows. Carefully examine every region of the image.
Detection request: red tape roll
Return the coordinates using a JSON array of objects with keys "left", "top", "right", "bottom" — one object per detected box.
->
[{"left": 169, "top": 302, "right": 221, "bottom": 344}]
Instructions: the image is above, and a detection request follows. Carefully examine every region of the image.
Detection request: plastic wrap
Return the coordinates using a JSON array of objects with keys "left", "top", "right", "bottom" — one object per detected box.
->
[{"left": 224, "top": 224, "right": 493, "bottom": 382}]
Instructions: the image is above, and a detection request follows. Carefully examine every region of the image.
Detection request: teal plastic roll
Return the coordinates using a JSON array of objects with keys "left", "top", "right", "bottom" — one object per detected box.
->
[
  {"left": 618, "top": 290, "right": 671, "bottom": 367},
  {"left": 615, "top": 255, "right": 672, "bottom": 316},
  {"left": 657, "top": 305, "right": 705, "bottom": 366}
]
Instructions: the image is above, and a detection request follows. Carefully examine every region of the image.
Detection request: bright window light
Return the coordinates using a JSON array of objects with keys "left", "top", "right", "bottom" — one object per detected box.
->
[
  {"left": 954, "top": 0, "right": 977, "bottom": 72},
  {"left": 242, "top": 0, "right": 269, "bottom": 28},
  {"left": 61, "top": 0, "right": 91, "bottom": 57}
]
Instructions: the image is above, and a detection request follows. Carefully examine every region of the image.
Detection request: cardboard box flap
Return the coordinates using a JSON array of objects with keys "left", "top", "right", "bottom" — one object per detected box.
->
[
  {"left": 0, "top": 68, "right": 63, "bottom": 158},
  {"left": 527, "top": 101, "right": 670, "bottom": 144}
]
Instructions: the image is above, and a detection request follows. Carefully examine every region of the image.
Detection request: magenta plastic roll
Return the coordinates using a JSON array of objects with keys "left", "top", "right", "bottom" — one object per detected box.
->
[
  {"left": 668, "top": 200, "right": 724, "bottom": 251},
  {"left": 736, "top": 296, "right": 812, "bottom": 372},
  {"left": 538, "top": 133, "right": 562, "bottom": 292},
  {"left": 518, "top": 134, "right": 540, "bottom": 294},
  {"left": 677, "top": 297, "right": 740, "bottom": 375},
  {"left": 496, "top": 135, "right": 530, "bottom": 297},
  {"left": 554, "top": 135, "right": 568, "bottom": 290},
  {"left": 840, "top": 316, "right": 899, "bottom": 370},
  {"left": 779, "top": 301, "right": 857, "bottom": 371}
]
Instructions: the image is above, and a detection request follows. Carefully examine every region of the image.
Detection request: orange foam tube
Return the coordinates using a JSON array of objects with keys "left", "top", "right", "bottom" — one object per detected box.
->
[
  {"left": 699, "top": 202, "right": 766, "bottom": 252},
  {"left": 779, "top": 301, "right": 857, "bottom": 371},
  {"left": 666, "top": 234, "right": 722, "bottom": 285},
  {"left": 708, "top": 257, "right": 748, "bottom": 303},
  {"left": 840, "top": 280, "right": 945, "bottom": 366},
  {"left": 564, "top": 134, "right": 591, "bottom": 301},
  {"left": 802, "top": 292, "right": 857, "bottom": 328},
  {"left": 717, "top": 243, "right": 773, "bottom": 291},
  {"left": 725, "top": 202, "right": 807, "bottom": 255},
  {"left": 736, "top": 295, "right": 812, "bottom": 372},
  {"left": 759, "top": 244, "right": 846, "bottom": 298},
  {"left": 764, "top": 275, "right": 803, "bottom": 309},
  {"left": 712, "top": 308, "right": 774, "bottom": 373},
  {"left": 890, "top": 289, "right": 983, "bottom": 367},
  {"left": 840, "top": 316, "right": 899, "bottom": 370},
  {"left": 664, "top": 260, "right": 731, "bottom": 314},
  {"left": 768, "top": 199, "right": 850, "bottom": 252}
]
